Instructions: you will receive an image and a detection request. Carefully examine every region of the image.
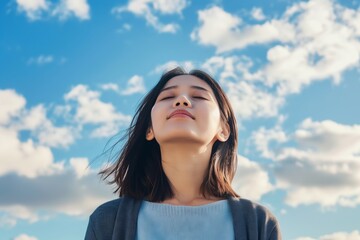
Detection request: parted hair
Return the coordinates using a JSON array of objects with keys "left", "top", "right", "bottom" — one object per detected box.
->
[{"left": 100, "top": 67, "right": 239, "bottom": 202}]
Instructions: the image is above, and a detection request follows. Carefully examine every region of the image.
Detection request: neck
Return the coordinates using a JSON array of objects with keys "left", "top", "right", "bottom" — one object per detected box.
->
[{"left": 159, "top": 142, "right": 220, "bottom": 205}]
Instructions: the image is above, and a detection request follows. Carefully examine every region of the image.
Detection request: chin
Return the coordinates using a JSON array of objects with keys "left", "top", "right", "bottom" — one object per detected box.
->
[{"left": 156, "top": 133, "right": 205, "bottom": 145}]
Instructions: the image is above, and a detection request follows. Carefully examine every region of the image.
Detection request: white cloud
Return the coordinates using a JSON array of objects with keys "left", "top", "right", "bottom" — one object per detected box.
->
[
  {"left": 101, "top": 83, "right": 120, "bottom": 92},
  {"left": 112, "top": 0, "right": 188, "bottom": 33},
  {"left": 64, "top": 84, "right": 132, "bottom": 137},
  {"left": 0, "top": 126, "right": 63, "bottom": 178},
  {"left": 16, "top": 0, "right": 48, "bottom": 20},
  {"left": 27, "top": 55, "right": 53, "bottom": 65},
  {"left": 116, "top": 23, "right": 132, "bottom": 33},
  {"left": 100, "top": 76, "right": 146, "bottom": 96},
  {"left": 192, "top": 0, "right": 360, "bottom": 96},
  {"left": 17, "top": 105, "right": 78, "bottom": 148},
  {"left": 0, "top": 89, "right": 26, "bottom": 125},
  {"left": 223, "top": 80, "right": 284, "bottom": 120},
  {"left": 251, "top": 7, "right": 266, "bottom": 21},
  {"left": 120, "top": 75, "right": 146, "bottom": 95},
  {"left": 201, "top": 55, "right": 263, "bottom": 82},
  {"left": 52, "top": 0, "right": 90, "bottom": 20},
  {"left": 296, "top": 230, "right": 360, "bottom": 240},
  {"left": 0, "top": 214, "right": 17, "bottom": 228},
  {"left": 232, "top": 155, "right": 273, "bottom": 201},
  {"left": 191, "top": 6, "right": 294, "bottom": 53},
  {"left": 14, "top": 233, "right": 38, "bottom": 240},
  {"left": 69, "top": 157, "right": 89, "bottom": 178},
  {"left": 0, "top": 89, "right": 78, "bottom": 177},
  {"left": 252, "top": 118, "right": 360, "bottom": 207},
  {"left": 153, "top": 60, "right": 195, "bottom": 74},
  {"left": 202, "top": 56, "right": 284, "bottom": 120},
  {"left": 15, "top": 0, "right": 90, "bottom": 21},
  {"left": 251, "top": 125, "right": 288, "bottom": 159},
  {"left": 264, "top": 0, "right": 360, "bottom": 95},
  {"left": 0, "top": 89, "right": 115, "bottom": 225}
]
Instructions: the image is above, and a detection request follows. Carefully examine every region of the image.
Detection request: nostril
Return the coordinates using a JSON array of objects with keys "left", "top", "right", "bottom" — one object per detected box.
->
[
  {"left": 176, "top": 102, "right": 180, "bottom": 106},
  {"left": 184, "top": 102, "right": 188, "bottom": 106}
]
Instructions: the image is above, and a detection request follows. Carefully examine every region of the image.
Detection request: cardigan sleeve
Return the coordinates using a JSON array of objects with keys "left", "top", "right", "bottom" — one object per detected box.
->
[
  {"left": 228, "top": 197, "right": 282, "bottom": 240},
  {"left": 267, "top": 221, "right": 281, "bottom": 240},
  {"left": 83, "top": 199, "right": 120, "bottom": 240},
  {"left": 84, "top": 216, "right": 97, "bottom": 240}
]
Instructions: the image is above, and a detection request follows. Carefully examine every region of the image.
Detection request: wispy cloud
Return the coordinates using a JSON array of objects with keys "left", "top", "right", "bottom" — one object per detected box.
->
[
  {"left": 120, "top": 75, "right": 146, "bottom": 95},
  {"left": 52, "top": 0, "right": 90, "bottom": 20},
  {"left": 16, "top": 0, "right": 49, "bottom": 20},
  {"left": 27, "top": 55, "right": 53, "bottom": 65},
  {"left": 152, "top": 61, "right": 195, "bottom": 74},
  {"left": 101, "top": 75, "right": 146, "bottom": 96},
  {"left": 251, "top": 7, "right": 266, "bottom": 21},
  {"left": 14, "top": 234, "right": 38, "bottom": 240},
  {"left": 15, "top": 0, "right": 90, "bottom": 21},
  {"left": 111, "top": 0, "right": 188, "bottom": 33}
]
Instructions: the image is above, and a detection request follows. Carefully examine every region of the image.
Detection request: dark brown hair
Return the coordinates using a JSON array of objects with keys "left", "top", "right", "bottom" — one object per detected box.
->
[{"left": 100, "top": 67, "right": 239, "bottom": 202}]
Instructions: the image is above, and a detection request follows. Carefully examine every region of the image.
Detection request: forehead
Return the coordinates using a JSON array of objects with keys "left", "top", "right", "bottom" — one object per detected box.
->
[{"left": 163, "top": 75, "right": 212, "bottom": 90}]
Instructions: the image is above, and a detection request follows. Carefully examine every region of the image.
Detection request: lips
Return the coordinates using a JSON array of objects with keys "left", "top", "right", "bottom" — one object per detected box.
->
[{"left": 167, "top": 109, "right": 195, "bottom": 119}]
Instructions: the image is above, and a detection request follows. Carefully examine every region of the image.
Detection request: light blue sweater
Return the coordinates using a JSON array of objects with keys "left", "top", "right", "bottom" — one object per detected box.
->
[
  {"left": 135, "top": 200, "right": 234, "bottom": 240},
  {"left": 85, "top": 197, "right": 282, "bottom": 240}
]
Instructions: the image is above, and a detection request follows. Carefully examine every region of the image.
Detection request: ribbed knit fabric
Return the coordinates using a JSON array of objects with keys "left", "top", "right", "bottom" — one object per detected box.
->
[{"left": 135, "top": 200, "right": 234, "bottom": 240}]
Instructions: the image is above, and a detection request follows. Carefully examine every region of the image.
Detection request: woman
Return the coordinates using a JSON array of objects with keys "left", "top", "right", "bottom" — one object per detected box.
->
[{"left": 85, "top": 67, "right": 281, "bottom": 240}]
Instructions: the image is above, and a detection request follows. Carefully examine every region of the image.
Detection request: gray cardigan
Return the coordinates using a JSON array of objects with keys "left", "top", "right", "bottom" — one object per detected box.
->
[{"left": 85, "top": 197, "right": 281, "bottom": 240}]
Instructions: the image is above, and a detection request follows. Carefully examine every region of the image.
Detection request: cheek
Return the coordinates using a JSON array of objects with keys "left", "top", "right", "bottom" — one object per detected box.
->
[
  {"left": 150, "top": 105, "right": 162, "bottom": 131},
  {"left": 200, "top": 106, "right": 221, "bottom": 129}
]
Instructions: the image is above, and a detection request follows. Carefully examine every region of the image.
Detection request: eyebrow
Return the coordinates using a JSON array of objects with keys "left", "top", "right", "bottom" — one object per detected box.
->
[{"left": 160, "top": 85, "right": 210, "bottom": 93}]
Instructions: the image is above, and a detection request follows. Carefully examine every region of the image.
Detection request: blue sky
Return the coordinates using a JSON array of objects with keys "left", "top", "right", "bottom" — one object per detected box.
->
[{"left": 1, "top": 0, "right": 360, "bottom": 239}]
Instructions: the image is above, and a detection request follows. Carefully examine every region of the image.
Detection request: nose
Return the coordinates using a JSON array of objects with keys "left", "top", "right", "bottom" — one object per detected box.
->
[{"left": 173, "top": 95, "right": 192, "bottom": 107}]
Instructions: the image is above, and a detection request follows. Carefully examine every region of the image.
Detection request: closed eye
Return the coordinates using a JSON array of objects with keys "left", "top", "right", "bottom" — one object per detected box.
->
[
  {"left": 193, "top": 96, "right": 207, "bottom": 100},
  {"left": 160, "top": 96, "right": 174, "bottom": 100}
]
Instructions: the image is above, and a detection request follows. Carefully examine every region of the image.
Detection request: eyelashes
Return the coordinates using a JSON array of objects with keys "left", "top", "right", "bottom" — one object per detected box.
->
[{"left": 160, "top": 96, "right": 207, "bottom": 101}]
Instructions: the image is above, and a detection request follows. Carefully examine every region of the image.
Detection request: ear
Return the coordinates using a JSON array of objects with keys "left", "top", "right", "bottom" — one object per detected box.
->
[
  {"left": 217, "top": 122, "right": 230, "bottom": 142},
  {"left": 146, "top": 127, "right": 155, "bottom": 141}
]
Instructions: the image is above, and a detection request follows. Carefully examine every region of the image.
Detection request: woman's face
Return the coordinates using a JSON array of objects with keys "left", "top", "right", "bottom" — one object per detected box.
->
[{"left": 147, "top": 75, "right": 226, "bottom": 145}]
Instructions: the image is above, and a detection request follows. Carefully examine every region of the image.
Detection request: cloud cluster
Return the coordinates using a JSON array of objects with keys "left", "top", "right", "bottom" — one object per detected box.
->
[
  {"left": 251, "top": 118, "right": 360, "bottom": 208},
  {"left": 0, "top": 89, "right": 116, "bottom": 226},
  {"left": 191, "top": 6, "right": 294, "bottom": 53},
  {"left": 0, "top": 162, "right": 114, "bottom": 226},
  {"left": 232, "top": 155, "right": 273, "bottom": 201},
  {"left": 64, "top": 84, "right": 132, "bottom": 138},
  {"left": 16, "top": 0, "right": 90, "bottom": 21},
  {"left": 192, "top": 0, "right": 360, "bottom": 96},
  {"left": 199, "top": 56, "right": 284, "bottom": 121},
  {"left": 112, "top": 0, "right": 188, "bottom": 33}
]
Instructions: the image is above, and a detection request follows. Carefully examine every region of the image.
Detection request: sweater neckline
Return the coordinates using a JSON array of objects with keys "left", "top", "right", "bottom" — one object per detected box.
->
[{"left": 142, "top": 199, "right": 228, "bottom": 208}]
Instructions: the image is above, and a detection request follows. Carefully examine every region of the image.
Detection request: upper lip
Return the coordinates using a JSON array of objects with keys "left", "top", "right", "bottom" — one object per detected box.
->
[{"left": 167, "top": 109, "right": 195, "bottom": 119}]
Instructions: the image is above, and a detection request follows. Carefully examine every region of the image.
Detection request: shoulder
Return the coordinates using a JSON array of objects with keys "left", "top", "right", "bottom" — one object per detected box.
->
[
  {"left": 90, "top": 198, "right": 123, "bottom": 220},
  {"left": 228, "top": 197, "right": 281, "bottom": 239},
  {"left": 229, "top": 197, "right": 277, "bottom": 220},
  {"left": 86, "top": 197, "right": 142, "bottom": 240}
]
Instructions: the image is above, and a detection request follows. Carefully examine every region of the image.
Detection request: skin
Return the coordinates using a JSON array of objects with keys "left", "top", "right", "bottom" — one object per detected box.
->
[{"left": 146, "top": 75, "right": 230, "bottom": 206}]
